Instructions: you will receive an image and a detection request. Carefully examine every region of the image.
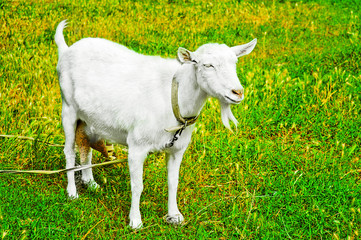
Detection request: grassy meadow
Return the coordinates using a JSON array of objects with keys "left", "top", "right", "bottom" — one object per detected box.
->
[{"left": 1, "top": 0, "right": 360, "bottom": 238}]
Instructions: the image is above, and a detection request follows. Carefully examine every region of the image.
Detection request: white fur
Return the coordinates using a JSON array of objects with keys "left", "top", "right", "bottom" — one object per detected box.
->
[{"left": 55, "top": 20, "right": 256, "bottom": 229}]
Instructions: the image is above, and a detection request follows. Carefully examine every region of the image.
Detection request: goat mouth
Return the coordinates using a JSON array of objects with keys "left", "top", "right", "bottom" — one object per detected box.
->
[{"left": 225, "top": 96, "right": 241, "bottom": 104}]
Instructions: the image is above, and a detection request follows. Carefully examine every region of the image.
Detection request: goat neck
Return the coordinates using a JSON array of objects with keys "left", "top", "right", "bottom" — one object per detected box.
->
[{"left": 173, "top": 64, "right": 208, "bottom": 119}]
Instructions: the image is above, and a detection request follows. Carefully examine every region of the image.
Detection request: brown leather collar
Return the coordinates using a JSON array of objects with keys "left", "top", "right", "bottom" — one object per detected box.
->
[{"left": 165, "top": 75, "right": 199, "bottom": 132}]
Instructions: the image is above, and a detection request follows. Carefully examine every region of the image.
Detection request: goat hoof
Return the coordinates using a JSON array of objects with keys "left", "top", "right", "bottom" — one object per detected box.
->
[
  {"left": 67, "top": 192, "right": 79, "bottom": 200},
  {"left": 129, "top": 219, "right": 143, "bottom": 229},
  {"left": 85, "top": 180, "right": 100, "bottom": 191},
  {"left": 67, "top": 186, "right": 79, "bottom": 199},
  {"left": 165, "top": 213, "right": 184, "bottom": 225}
]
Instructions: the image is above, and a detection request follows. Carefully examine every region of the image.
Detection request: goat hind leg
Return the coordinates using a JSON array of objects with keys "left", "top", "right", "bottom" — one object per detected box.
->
[
  {"left": 75, "top": 120, "right": 99, "bottom": 190},
  {"left": 62, "top": 106, "right": 78, "bottom": 198}
]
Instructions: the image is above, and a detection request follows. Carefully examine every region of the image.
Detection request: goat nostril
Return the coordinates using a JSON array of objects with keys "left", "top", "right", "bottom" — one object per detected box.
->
[{"left": 232, "top": 89, "right": 243, "bottom": 97}]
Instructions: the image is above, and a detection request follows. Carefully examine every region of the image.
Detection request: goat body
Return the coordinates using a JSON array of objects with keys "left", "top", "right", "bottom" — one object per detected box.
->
[{"left": 55, "top": 20, "right": 256, "bottom": 229}]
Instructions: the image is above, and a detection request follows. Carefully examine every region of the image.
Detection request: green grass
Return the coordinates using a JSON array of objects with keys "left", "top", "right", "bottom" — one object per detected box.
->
[{"left": 1, "top": 0, "right": 360, "bottom": 239}]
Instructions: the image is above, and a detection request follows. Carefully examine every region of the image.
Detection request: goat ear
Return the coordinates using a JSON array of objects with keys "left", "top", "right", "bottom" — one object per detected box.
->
[
  {"left": 231, "top": 38, "right": 257, "bottom": 58},
  {"left": 177, "top": 47, "right": 197, "bottom": 64}
]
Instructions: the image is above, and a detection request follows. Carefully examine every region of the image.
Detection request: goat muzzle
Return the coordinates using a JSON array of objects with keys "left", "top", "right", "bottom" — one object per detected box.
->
[{"left": 232, "top": 89, "right": 244, "bottom": 98}]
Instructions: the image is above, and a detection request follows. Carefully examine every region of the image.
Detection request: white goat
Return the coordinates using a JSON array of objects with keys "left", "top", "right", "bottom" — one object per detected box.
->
[{"left": 55, "top": 20, "right": 256, "bottom": 229}]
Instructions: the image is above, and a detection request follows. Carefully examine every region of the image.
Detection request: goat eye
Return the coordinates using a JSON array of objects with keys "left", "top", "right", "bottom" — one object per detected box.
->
[{"left": 204, "top": 64, "right": 214, "bottom": 68}]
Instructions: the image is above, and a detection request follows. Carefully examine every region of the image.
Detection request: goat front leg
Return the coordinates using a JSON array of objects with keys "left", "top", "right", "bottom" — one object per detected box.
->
[
  {"left": 127, "top": 145, "right": 148, "bottom": 229},
  {"left": 165, "top": 148, "right": 186, "bottom": 225}
]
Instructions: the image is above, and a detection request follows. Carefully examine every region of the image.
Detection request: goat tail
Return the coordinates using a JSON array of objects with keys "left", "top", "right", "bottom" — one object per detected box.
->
[{"left": 55, "top": 20, "right": 69, "bottom": 59}]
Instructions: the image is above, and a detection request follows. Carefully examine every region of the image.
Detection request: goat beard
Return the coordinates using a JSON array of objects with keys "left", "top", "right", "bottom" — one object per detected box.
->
[{"left": 220, "top": 101, "right": 238, "bottom": 131}]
